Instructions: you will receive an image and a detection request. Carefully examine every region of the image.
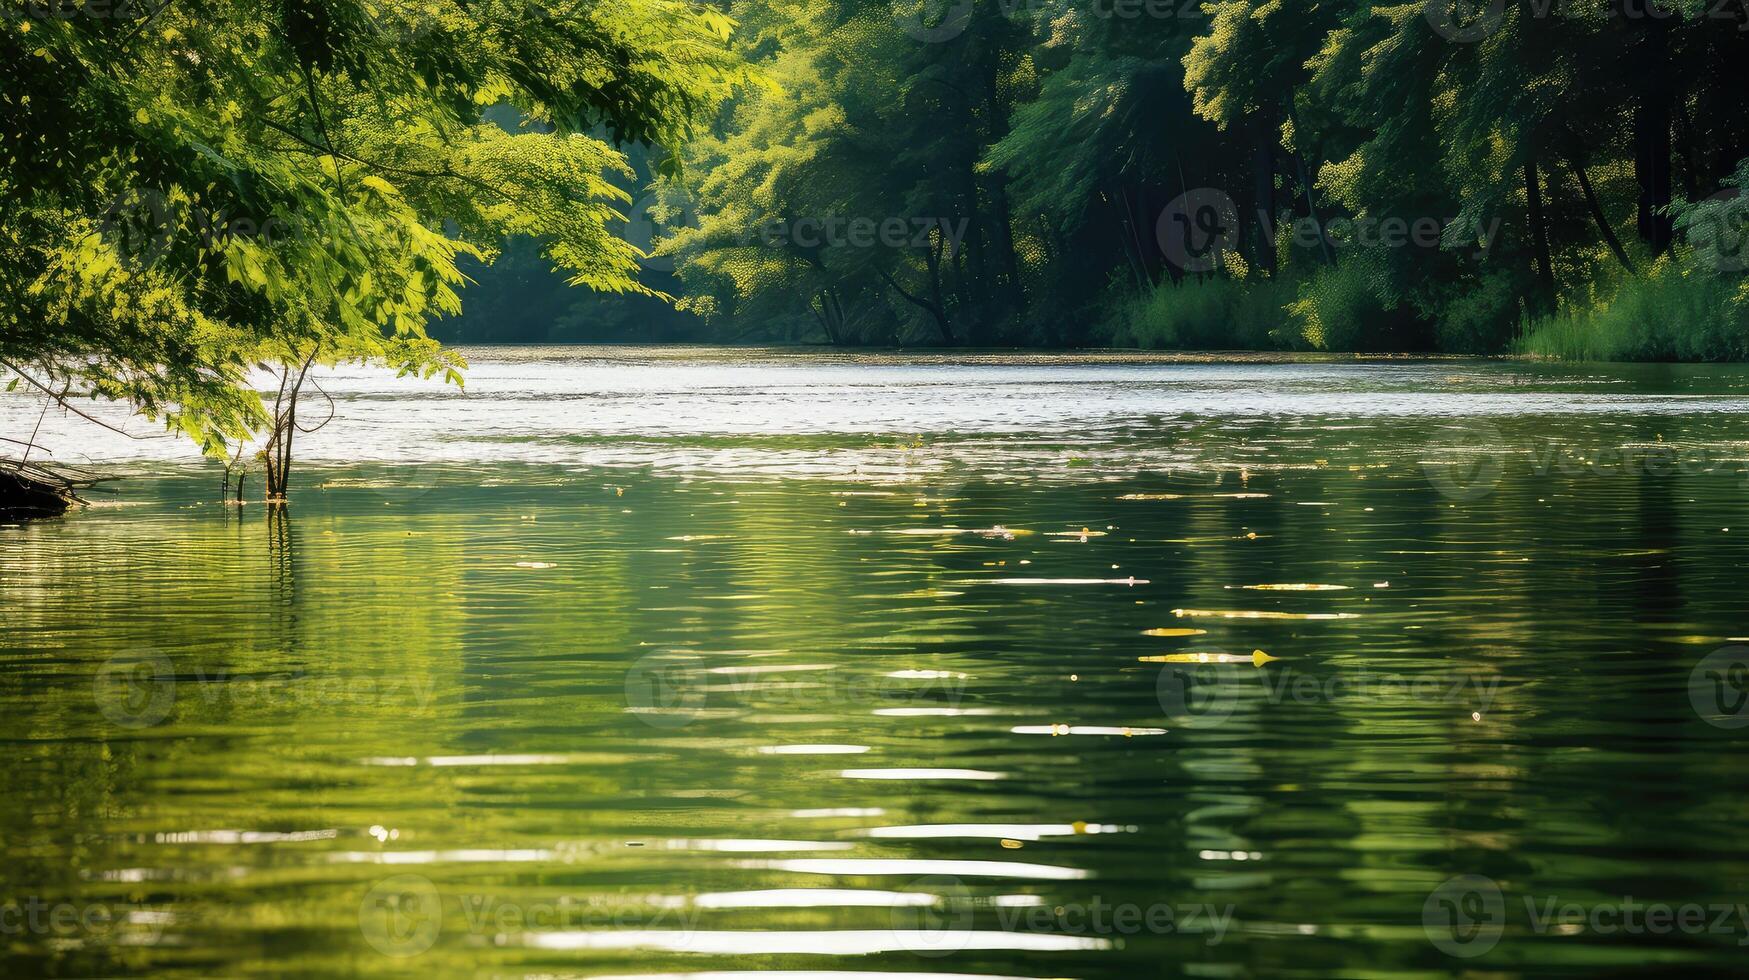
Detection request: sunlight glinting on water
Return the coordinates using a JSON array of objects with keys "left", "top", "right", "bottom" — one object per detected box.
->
[
  {"left": 511, "top": 929, "right": 1111, "bottom": 954},
  {"left": 8, "top": 351, "right": 1749, "bottom": 975},
  {"left": 746, "top": 860, "right": 1091, "bottom": 880}
]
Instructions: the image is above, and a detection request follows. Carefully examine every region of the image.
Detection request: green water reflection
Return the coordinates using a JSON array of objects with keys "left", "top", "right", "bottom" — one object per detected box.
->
[{"left": 4, "top": 366, "right": 1749, "bottom": 977}]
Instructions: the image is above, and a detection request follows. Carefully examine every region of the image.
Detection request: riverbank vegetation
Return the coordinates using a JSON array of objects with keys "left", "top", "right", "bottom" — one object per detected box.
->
[
  {"left": 626, "top": 0, "right": 1748, "bottom": 358},
  {"left": 2, "top": 0, "right": 751, "bottom": 497},
  {"left": 5, "top": 2, "right": 1749, "bottom": 504}
]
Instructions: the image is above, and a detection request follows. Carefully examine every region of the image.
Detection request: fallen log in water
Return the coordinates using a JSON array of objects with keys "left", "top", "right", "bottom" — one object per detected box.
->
[{"left": 0, "top": 457, "right": 101, "bottom": 516}]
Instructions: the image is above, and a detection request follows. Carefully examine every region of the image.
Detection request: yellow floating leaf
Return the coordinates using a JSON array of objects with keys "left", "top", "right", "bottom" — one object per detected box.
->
[
  {"left": 1139, "top": 650, "right": 1277, "bottom": 668},
  {"left": 1172, "top": 608, "right": 1359, "bottom": 620}
]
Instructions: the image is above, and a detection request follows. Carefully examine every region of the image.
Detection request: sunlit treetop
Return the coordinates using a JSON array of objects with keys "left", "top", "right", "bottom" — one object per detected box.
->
[{"left": 0, "top": 0, "right": 753, "bottom": 453}]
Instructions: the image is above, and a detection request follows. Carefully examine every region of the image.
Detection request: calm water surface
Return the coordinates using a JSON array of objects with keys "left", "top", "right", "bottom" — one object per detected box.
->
[{"left": 5, "top": 348, "right": 1749, "bottom": 977}]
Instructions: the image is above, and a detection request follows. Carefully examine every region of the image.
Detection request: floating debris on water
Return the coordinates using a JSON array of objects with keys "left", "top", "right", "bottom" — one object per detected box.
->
[
  {"left": 1139, "top": 650, "right": 1277, "bottom": 667},
  {"left": 979, "top": 577, "right": 1149, "bottom": 586},
  {"left": 1011, "top": 724, "right": 1168, "bottom": 737},
  {"left": 1171, "top": 608, "right": 1357, "bottom": 620}
]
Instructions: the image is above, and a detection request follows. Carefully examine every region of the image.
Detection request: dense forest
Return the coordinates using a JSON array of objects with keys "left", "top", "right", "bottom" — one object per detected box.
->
[
  {"left": 444, "top": 0, "right": 1749, "bottom": 359},
  {"left": 5, "top": 0, "right": 1749, "bottom": 501}
]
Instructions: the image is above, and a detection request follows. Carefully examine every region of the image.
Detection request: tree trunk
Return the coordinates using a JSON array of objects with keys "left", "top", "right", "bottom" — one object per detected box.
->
[
  {"left": 1286, "top": 103, "right": 1334, "bottom": 266},
  {"left": 810, "top": 290, "right": 841, "bottom": 345},
  {"left": 1524, "top": 154, "right": 1557, "bottom": 316},
  {"left": 879, "top": 264, "right": 955, "bottom": 345},
  {"left": 1252, "top": 107, "right": 1279, "bottom": 275},
  {"left": 262, "top": 351, "right": 317, "bottom": 502},
  {"left": 988, "top": 175, "right": 1025, "bottom": 315},
  {"left": 1633, "top": 13, "right": 1673, "bottom": 254},
  {"left": 1566, "top": 149, "right": 1636, "bottom": 274}
]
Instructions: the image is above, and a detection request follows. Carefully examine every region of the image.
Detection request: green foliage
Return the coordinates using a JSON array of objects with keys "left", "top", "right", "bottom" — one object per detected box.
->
[
  {"left": 1287, "top": 256, "right": 1398, "bottom": 352},
  {"left": 1, "top": 0, "right": 749, "bottom": 459},
  {"left": 1517, "top": 261, "right": 1749, "bottom": 362},
  {"left": 1519, "top": 158, "right": 1749, "bottom": 362},
  {"left": 1101, "top": 277, "right": 1296, "bottom": 352}
]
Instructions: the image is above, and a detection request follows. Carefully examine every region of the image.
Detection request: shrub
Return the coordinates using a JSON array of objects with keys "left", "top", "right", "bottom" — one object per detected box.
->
[{"left": 1100, "top": 275, "right": 1297, "bottom": 350}]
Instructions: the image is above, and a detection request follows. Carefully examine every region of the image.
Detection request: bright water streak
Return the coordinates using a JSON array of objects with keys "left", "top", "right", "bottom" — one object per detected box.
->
[{"left": 4, "top": 348, "right": 1749, "bottom": 977}]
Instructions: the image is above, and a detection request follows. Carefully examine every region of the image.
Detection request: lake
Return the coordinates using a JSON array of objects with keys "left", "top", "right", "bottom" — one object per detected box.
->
[{"left": 4, "top": 347, "right": 1749, "bottom": 977}]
